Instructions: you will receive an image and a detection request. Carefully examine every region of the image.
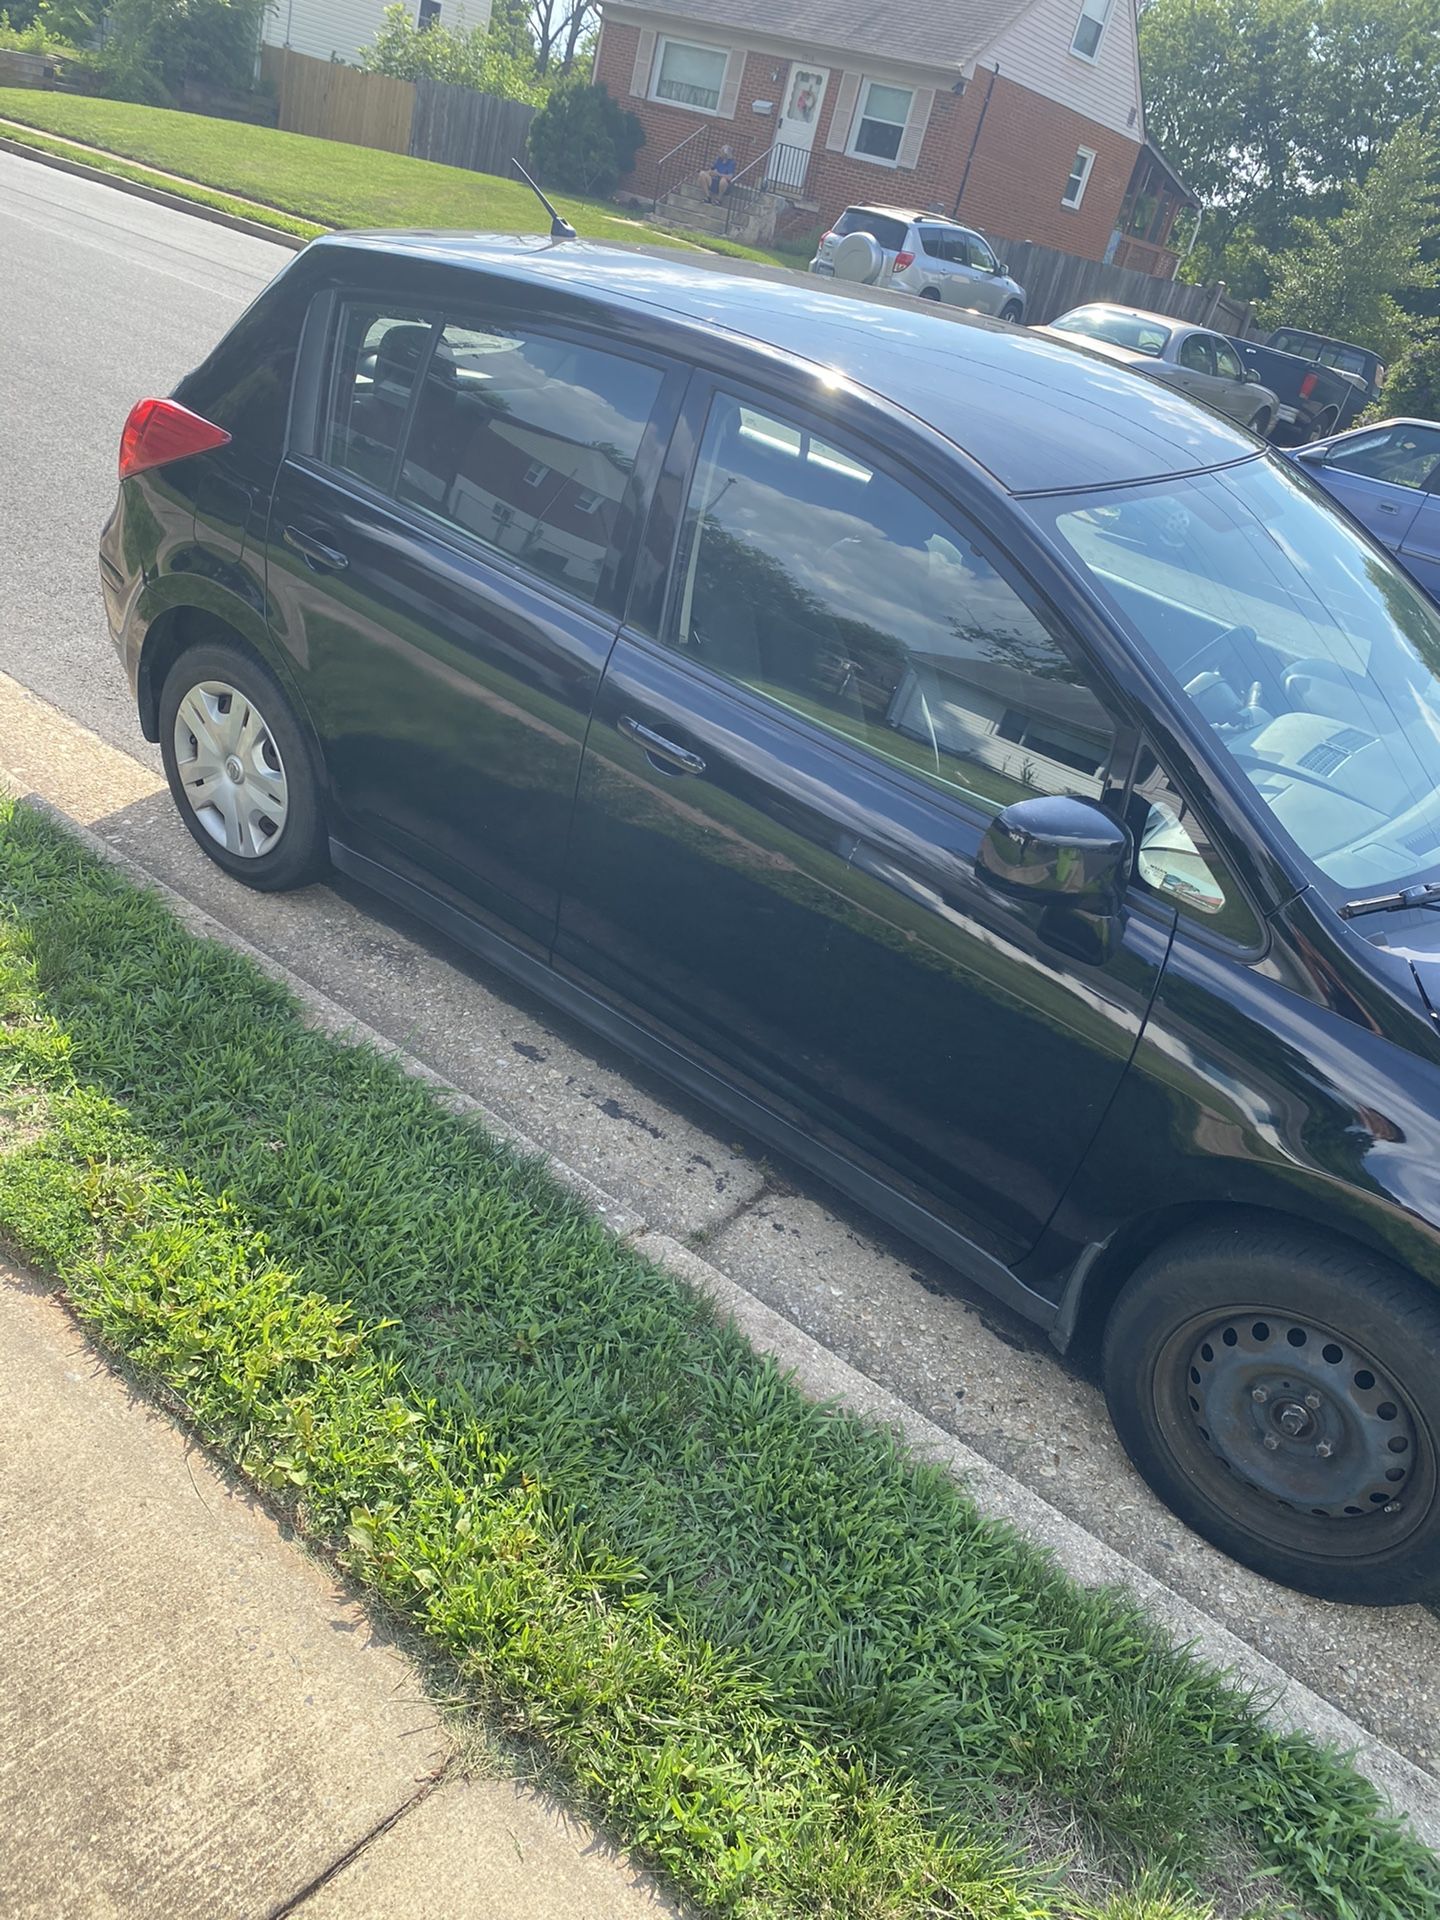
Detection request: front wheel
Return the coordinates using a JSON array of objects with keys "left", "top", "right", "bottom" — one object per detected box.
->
[
  {"left": 159, "top": 640, "right": 328, "bottom": 892},
  {"left": 1104, "top": 1222, "right": 1440, "bottom": 1604},
  {"left": 1247, "top": 408, "right": 1273, "bottom": 437},
  {"left": 1000, "top": 300, "right": 1024, "bottom": 323}
]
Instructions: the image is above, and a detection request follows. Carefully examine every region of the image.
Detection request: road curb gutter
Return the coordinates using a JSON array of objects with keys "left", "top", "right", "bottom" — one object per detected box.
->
[
  {"left": 6, "top": 779, "right": 1438, "bottom": 1852},
  {"left": 0, "top": 129, "right": 310, "bottom": 250}
]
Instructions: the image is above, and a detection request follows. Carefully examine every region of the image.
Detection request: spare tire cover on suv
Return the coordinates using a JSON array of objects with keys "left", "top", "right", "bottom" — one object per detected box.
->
[{"left": 832, "top": 231, "right": 888, "bottom": 285}]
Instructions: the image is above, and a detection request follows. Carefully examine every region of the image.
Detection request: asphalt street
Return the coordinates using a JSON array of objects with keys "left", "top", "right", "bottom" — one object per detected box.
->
[{"left": 4, "top": 151, "right": 1440, "bottom": 1805}]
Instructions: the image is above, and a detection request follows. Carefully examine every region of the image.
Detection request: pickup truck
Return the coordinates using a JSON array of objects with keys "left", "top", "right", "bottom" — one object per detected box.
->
[{"left": 1227, "top": 328, "right": 1385, "bottom": 443}]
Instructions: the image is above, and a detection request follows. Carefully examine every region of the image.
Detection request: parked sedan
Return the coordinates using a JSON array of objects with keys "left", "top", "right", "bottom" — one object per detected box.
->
[
  {"left": 103, "top": 235, "right": 1440, "bottom": 1605},
  {"left": 1293, "top": 417, "right": 1440, "bottom": 603},
  {"left": 1042, "top": 305, "right": 1279, "bottom": 435}
]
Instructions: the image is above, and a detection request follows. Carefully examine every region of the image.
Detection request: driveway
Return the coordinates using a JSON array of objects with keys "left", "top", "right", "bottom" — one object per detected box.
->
[{"left": 4, "top": 150, "right": 1440, "bottom": 1794}]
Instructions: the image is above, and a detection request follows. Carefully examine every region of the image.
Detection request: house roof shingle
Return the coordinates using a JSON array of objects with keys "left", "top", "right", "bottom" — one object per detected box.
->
[{"left": 608, "top": 0, "right": 1037, "bottom": 75}]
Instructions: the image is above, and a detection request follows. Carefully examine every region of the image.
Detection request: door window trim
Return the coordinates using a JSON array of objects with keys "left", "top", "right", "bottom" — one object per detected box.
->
[
  {"left": 291, "top": 287, "right": 686, "bottom": 625},
  {"left": 641, "top": 368, "right": 1131, "bottom": 839}
]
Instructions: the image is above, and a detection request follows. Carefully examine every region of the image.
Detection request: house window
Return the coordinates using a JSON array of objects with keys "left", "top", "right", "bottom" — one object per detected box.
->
[
  {"left": 849, "top": 79, "right": 914, "bottom": 163},
  {"left": 524, "top": 460, "right": 549, "bottom": 488},
  {"left": 1062, "top": 147, "right": 1095, "bottom": 208},
  {"left": 573, "top": 488, "right": 603, "bottom": 515},
  {"left": 652, "top": 37, "right": 729, "bottom": 114},
  {"left": 1071, "top": 0, "right": 1112, "bottom": 60}
]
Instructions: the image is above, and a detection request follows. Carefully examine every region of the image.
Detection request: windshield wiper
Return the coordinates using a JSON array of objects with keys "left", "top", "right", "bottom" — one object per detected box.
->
[{"left": 1339, "top": 881, "right": 1440, "bottom": 920}]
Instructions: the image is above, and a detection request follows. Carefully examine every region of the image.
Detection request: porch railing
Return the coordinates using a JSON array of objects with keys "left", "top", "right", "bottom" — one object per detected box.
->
[
  {"left": 651, "top": 123, "right": 711, "bottom": 213},
  {"left": 722, "top": 141, "right": 812, "bottom": 233}
]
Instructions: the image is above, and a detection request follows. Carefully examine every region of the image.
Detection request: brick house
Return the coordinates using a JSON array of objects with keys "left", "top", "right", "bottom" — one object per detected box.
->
[{"left": 594, "top": 0, "right": 1173, "bottom": 265}]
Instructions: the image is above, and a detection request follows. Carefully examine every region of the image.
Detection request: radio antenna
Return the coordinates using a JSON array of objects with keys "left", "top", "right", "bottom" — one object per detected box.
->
[{"left": 511, "top": 160, "right": 578, "bottom": 240}]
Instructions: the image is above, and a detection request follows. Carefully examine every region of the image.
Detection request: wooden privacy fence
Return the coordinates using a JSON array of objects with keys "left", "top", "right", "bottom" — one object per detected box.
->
[
  {"left": 259, "top": 47, "right": 537, "bottom": 179},
  {"left": 979, "top": 231, "right": 1253, "bottom": 335},
  {"left": 261, "top": 45, "right": 415, "bottom": 156},
  {"left": 410, "top": 78, "right": 536, "bottom": 176}
]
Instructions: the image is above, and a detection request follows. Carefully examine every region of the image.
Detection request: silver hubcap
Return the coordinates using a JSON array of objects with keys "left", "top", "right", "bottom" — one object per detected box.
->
[{"left": 173, "top": 680, "right": 289, "bottom": 859}]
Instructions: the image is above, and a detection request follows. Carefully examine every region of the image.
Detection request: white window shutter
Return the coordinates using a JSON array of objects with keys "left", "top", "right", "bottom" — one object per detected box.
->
[
  {"left": 895, "top": 87, "right": 934, "bottom": 169},
  {"left": 717, "top": 48, "right": 744, "bottom": 118},
  {"left": 826, "top": 70, "right": 862, "bottom": 151},
  {"left": 630, "top": 28, "right": 657, "bottom": 98}
]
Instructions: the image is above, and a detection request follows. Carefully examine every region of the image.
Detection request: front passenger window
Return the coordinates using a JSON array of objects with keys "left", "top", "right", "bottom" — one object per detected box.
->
[
  {"left": 1179, "top": 335, "right": 1213, "bottom": 375},
  {"left": 668, "top": 392, "right": 1116, "bottom": 813}
]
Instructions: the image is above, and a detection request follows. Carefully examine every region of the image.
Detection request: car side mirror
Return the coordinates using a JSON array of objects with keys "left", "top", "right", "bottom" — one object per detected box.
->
[
  {"left": 1244, "top": 368, "right": 1263, "bottom": 384},
  {"left": 1296, "top": 442, "right": 1329, "bottom": 464},
  {"left": 977, "top": 795, "right": 1131, "bottom": 962}
]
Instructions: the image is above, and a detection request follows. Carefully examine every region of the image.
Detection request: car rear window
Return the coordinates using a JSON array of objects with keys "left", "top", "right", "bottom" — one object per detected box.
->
[
  {"left": 1051, "top": 309, "right": 1170, "bottom": 356},
  {"left": 833, "top": 209, "right": 910, "bottom": 251}
]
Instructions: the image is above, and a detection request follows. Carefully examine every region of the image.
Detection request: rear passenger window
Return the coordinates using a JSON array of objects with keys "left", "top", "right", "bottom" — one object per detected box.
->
[
  {"left": 668, "top": 392, "right": 1116, "bottom": 813},
  {"left": 395, "top": 323, "right": 662, "bottom": 605},
  {"left": 324, "top": 307, "right": 433, "bottom": 489}
]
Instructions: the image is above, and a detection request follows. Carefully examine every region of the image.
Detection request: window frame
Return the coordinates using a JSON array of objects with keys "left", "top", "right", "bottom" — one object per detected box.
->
[
  {"left": 650, "top": 34, "right": 730, "bottom": 116},
  {"left": 296, "top": 287, "right": 685, "bottom": 627},
  {"left": 641, "top": 368, "right": 1130, "bottom": 838},
  {"left": 846, "top": 76, "right": 916, "bottom": 167},
  {"left": 1070, "top": 0, "right": 1113, "bottom": 62},
  {"left": 1061, "top": 146, "right": 1096, "bottom": 209}
]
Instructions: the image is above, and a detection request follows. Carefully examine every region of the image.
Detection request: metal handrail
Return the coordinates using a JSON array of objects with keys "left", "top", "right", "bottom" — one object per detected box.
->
[
  {"left": 722, "top": 141, "right": 811, "bottom": 234},
  {"left": 651, "top": 123, "right": 712, "bottom": 212}
]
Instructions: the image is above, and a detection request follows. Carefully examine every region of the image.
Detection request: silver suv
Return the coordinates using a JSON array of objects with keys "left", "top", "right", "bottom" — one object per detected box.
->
[{"left": 810, "top": 206, "right": 1027, "bottom": 321}]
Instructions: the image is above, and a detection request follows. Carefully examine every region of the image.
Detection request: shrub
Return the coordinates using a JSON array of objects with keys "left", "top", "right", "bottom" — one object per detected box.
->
[
  {"left": 82, "top": 0, "right": 268, "bottom": 104},
  {"left": 526, "top": 79, "right": 642, "bottom": 197},
  {"left": 360, "top": 2, "right": 547, "bottom": 105},
  {"left": 1365, "top": 335, "right": 1440, "bottom": 420}
]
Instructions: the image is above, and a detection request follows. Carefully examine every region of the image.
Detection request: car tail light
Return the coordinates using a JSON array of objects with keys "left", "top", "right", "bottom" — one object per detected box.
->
[
  {"left": 820, "top": 230, "right": 834, "bottom": 245},
  {"left": 1299, "top": 371, "right": 1318, "bottom": 400},
  {"left": 892, "top": 250, "right": 915, "bottom": 271},
  {"left": 118, "top": 398, "right": 231, "bottom": 480}
]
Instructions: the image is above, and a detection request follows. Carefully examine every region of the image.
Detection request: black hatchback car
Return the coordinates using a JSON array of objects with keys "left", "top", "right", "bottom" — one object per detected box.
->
[{"left": 103, "top": 233, "right": 1440, "bottom": 1605}]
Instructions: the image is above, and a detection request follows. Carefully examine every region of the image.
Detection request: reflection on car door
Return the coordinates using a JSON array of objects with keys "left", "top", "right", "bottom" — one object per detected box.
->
[
  {"left": 1399, "top": 487, "right": 1440, "bottom": 602},
  {"left": 557, "top": 380, "right": 1173, "bottom": 1267},
  {"left": 1209, "top": 336, "right": 1252, "bottom": 423},
  {"left": 266, "top": 301, "right": 676, "bottom": 954}
]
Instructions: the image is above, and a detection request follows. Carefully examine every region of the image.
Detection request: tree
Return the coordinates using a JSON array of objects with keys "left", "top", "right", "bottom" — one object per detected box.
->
[
  {"left": 360, "top": 2, "right": 547, "bottom": 103},
  {"left": 526, "top": 79, "right": 642, "bottom": 195},
  {"left": 1139, "top": 0, "right": 1440, "bottom": 295},
  {"left": 1370, "top": 337, "right": 1440, "bottom": 417},
  {"left": 1262, "top": 122, "right": 1440, "bottom": 359}
]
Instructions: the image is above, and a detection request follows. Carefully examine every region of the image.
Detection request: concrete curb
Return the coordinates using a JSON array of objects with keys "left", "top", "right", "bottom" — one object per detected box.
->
[
  {"left": 0, "top": 128, "right": 310, "bottom": 251},
  {"left": 8, "top": 782, "right": 1440, "bottom": 1854}
]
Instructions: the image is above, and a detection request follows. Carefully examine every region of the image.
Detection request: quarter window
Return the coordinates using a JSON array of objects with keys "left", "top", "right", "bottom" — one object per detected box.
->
[
  {"left": 392, "top": 322, "right": 663, "bottom": 606},
  {"left": 668, "top": 392, "right": 1116, "bottom": 814},
  {"left": 1129, "top": 749, "right": 1259, "bottom": 945},
  {"left": 1071, "top": 0, "right": 1112, "bottom": 59},
  {"left": 323, "top": 307, "right": 433, "bottom": 490},
  {"left": 850, "top": 80, "right": 914, "bottom": 163},
  {"left": 652, "top": 37, "right": 728, "bottom": 113},
  {"left": 1062, "top": 147, "right": 1096, "bottom": 208}
]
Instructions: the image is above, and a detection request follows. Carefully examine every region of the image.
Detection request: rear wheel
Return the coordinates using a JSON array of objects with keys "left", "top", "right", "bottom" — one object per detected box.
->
[
  {"left": 1103, "top": 1221, "right": 1440, "bottom": 1604},
  {"left": 159, "top": 640, "right": 327, "bottom": 892},
  {"left": 1000, "top": 300, "right": 1024, "bottom": 323}
]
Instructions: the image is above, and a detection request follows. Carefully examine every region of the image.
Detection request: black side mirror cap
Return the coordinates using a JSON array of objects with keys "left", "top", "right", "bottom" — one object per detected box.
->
[{"left": 978, "top": 795, "right": 1131, "bottom": 952}]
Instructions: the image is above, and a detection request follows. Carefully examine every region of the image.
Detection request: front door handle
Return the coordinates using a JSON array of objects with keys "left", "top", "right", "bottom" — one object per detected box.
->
[
  {"left": 283, "top": 524, "right": 349, "bottom": 571},
  {"left": 1376, "top": 501, "right": 1401, "bottom": 516},
  {"left": 617, "top": 713, "right": 706, "bottom": 776}
]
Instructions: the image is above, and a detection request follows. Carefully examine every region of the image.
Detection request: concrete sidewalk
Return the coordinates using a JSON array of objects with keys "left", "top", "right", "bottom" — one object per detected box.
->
[{"left": 0, "top": 1267, "right": 678, "bottom": 1920}]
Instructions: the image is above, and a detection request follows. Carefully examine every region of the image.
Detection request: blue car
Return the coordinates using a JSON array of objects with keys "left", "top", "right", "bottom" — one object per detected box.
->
[{"left": 1295, "top": 417, "right": 1440, "bottom": 601}]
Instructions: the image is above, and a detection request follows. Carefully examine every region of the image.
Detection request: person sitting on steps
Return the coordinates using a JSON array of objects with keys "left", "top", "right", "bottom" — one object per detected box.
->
[{"left": 706, "top": 146, "right": 737, "bottom": 203}]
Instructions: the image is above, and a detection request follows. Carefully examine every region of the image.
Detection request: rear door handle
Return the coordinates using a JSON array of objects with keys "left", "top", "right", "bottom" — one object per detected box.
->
[
  {"left": 283, "top": 524, "right": 349, "bottom": 571},
  {"left": 617, "top": 713, "right": 706, "bottom": 776}
]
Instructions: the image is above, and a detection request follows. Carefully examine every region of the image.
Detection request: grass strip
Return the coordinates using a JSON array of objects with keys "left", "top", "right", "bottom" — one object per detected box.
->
[
  {"left": 0, "top": 794, "right": 1435, "bottom": 1920},
  {"left": 0, "top": 90, "right": 794, "bottom": 265},
  {"left": 0, "top": 119, "right": 325, "bottom": 240}
]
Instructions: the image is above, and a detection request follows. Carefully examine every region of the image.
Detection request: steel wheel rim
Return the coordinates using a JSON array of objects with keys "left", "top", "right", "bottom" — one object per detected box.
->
[
  {"left": 1155, "top": 1305, "right": 1434, "bottom": 1561},
  {"left": 173, "top": 680, "right": 289, "bottom": 859}
]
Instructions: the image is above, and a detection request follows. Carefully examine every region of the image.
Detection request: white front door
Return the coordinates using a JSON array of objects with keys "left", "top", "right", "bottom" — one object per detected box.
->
[{"left": 771, "top": 65, "right": 829, "bottom": 189}]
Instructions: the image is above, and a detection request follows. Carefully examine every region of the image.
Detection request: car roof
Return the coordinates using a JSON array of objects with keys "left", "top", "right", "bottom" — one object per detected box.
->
[{"left": 311, "top": 233, "right": 1257, "bottom": 494}]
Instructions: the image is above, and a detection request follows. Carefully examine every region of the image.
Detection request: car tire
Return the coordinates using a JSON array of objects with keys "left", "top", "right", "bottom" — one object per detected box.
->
[
  {"left": 1000, "top": 301, "right": 1024, "bottom": 323},
  {"left": 1103, "top": 1220, "right": 1440, "bottom": 1604},
  {"left": 159, "top": 640, "right": 328, "bottom": 893},
  {"left": 1247, "top": 409, "right": 1273, "bottom": 436}
]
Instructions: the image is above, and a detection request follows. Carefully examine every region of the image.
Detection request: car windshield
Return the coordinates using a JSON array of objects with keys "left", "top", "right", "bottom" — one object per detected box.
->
[
  {"left": 1030, "top": 454, "right": 1440, "bottom": 895},
  {"left": 1051, "top": 310, "right": 1170, "bottom": 356}
]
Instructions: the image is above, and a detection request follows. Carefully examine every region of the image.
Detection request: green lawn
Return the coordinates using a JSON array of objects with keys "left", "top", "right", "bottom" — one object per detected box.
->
[
  {"left": 1, "top": 794, "right": 1437, "bottom": 1920},
  {"left": 0, "top": 90, "right": 791, "bottom": 264}
]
